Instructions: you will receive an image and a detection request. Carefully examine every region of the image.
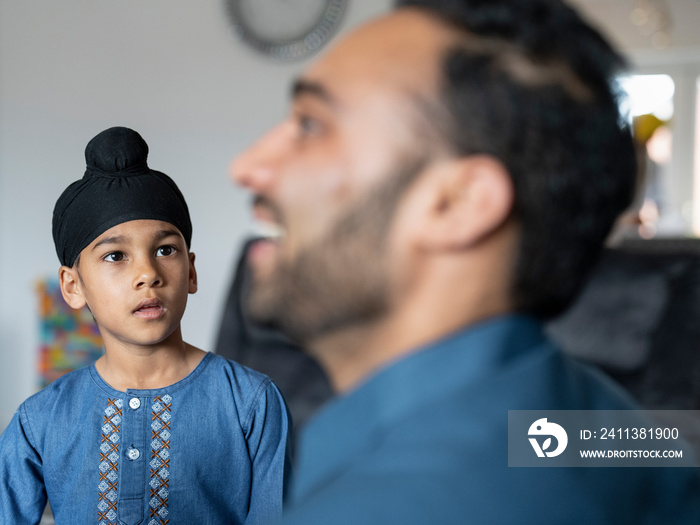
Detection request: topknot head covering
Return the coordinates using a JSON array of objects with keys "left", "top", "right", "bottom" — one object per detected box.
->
[{"left": 52, "top": 126, "right": 192, "bottom": 267}]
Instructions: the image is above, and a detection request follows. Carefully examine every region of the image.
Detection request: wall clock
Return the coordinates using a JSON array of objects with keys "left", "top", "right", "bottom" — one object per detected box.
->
[{"left": 225, "top": 0, "right": 348, "bottom": 61}]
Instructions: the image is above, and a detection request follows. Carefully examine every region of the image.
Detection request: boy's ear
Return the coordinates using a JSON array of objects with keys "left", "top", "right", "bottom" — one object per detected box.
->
[
  {"left": 188, "top": 252, "right": 198, "bottom": 294},
  {"left": 415, "top": 155, "right": 514, "bottom": 252},
  {"left": 59, "top": 266, "right": 87, "bottom": 310}
]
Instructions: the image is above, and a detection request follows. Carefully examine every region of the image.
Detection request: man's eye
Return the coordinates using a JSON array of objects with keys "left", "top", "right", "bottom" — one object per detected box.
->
[
  {"left": 298, "top": 115, "right": 324, "bottom": 137},
  {"left": 104, "top": 252, "right": 125, "bottom": 262},
  {"left": 156, "top": 246, "right": 175, "bottom": 257}
]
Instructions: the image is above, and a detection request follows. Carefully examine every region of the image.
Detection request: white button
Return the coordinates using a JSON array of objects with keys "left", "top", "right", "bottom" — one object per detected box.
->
[
  {"left": 127, "top": 448, "right": 140, "bottom": 461},
  {"left": 129, "top": 398, "right": 141, "bottom": 410}
]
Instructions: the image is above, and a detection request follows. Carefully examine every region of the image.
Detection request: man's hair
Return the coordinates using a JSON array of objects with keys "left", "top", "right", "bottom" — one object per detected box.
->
[{"left": 397, "top": 0, "right": 636, "bottom": 318}]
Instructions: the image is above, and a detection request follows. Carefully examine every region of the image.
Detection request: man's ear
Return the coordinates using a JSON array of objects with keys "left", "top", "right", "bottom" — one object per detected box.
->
[
  {"left": 59, "top": 266, "right": 87, "bottom": 310},
  {"left": 417, "top": 155, "right": 514, "bottom": 252},
  {"left": 188, "top": 252, "right": 198, "bottom": 294}
]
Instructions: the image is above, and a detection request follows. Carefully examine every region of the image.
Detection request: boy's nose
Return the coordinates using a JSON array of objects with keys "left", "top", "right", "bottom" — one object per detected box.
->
[
  {"left": 229, "top": 122, "right": 292, "bottom": 192},
  {"left": 134, "top": 259, "right": 162, "bottom": 289}
]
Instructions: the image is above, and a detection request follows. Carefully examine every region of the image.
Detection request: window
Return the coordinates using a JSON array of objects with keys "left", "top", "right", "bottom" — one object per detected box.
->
[{"left": 618, "top": 74, "right": 675, "bottom": 238}]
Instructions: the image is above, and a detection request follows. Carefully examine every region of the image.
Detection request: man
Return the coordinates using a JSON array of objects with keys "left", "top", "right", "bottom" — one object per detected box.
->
[
  {"left": 231, "top": 0, "right": 700, "bottom": 523},
  {"left": 215, "top": 237, "right": 333, "bottom": 450}
]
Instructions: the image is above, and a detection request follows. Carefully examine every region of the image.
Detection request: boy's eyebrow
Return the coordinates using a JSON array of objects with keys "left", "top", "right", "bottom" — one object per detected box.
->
[
  {"left": 91, "top": 229, "right": 182, "bottom": 251},
  {"left": 92, "top": 235, "right": 127, "bottom": 250},
  {"left": 156, "top": 229, "right": 183, "bottom": 240}
]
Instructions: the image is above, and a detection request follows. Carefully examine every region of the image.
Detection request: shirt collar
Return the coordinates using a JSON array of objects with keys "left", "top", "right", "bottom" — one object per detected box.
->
[{"left": 292, "top": 314, "right": 546, "bottom": 501}]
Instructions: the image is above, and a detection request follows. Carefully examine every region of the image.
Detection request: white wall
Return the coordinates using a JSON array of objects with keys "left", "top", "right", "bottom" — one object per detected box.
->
[{"left": 0, "top": 0, "right": 393, "bottom": 432}]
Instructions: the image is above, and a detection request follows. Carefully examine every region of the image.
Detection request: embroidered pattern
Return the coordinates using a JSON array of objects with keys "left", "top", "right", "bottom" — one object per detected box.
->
[
  {"left": 98, "top": 398, "right": 122, "bottom": 524},
  {"left": 149, "top": 394, "right": 172, "bottom": 525}
]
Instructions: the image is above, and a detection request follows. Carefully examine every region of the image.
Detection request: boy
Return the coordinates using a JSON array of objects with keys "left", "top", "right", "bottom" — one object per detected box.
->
[{"left": 0, "top": 127, "right": 291, "bottom": 525}]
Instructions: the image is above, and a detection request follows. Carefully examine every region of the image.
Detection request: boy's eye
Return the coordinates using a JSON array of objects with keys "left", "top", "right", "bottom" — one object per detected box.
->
[
  {"left": 104, "top": 252, "right": 125, "bottom": 262},
  {"left": 156, "top": 245, "right": 176, "bottom": 257}
]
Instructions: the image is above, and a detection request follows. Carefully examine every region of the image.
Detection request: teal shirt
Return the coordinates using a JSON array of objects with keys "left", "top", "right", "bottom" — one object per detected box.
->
[{"left": 281, "top": 315, "right": 700, "bottom": 524}]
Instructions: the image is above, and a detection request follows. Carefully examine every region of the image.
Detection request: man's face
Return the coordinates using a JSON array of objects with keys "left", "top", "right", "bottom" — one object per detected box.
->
[{"left": 231, "top": 10, "right": 454, "bottom": 344}]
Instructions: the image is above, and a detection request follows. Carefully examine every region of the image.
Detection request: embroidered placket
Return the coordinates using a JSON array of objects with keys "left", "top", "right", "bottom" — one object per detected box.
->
[
  {"left": 98, "top": 399, "right": 122, "bottom": 524},
  {"left": 148, "top": 395, "right": 172, "bottom": 525},
  {"left": 118, "top": 393, "right": 147, "bottom": 525}
]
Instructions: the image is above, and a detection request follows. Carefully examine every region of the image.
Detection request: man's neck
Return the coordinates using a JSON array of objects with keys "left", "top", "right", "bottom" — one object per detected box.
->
[
  {"left": 311, "top": 298, "right": 511, "bottom": 394},
  {"left": 95, "top": 331, "right": 206, "bottom": 391},
  {"left": 313, "top": 223, "right": 519, "bottom": 393}
]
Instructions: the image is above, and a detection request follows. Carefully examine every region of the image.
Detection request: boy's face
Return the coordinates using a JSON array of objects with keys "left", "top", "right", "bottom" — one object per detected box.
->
[{"left": 59, "top": 219, "right": 197, "bottom": 351}]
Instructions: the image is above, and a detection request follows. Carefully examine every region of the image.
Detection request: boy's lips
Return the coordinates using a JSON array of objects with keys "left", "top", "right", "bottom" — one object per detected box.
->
[{"left": 133, "top": 298, "right": 165, "bottom": 319}]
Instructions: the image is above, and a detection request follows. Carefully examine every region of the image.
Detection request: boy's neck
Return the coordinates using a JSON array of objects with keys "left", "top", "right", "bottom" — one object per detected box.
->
[{"left": 95, "top": 331, "right": 206, "bottom": 392}]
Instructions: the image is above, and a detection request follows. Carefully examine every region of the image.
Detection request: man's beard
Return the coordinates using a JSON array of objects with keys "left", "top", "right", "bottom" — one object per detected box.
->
[{"left": 247, "top": 158, "right": 427, "bottom": 346}]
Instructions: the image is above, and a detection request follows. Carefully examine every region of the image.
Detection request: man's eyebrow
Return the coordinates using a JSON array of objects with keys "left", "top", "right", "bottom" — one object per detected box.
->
[{"left": 291, "top": 78, "right": 337, "bottom": 107}]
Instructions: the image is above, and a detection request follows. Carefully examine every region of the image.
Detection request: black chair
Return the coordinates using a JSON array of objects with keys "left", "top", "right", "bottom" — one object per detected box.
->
[
  {"left": 548, "top": 238, "right": 700, "bottom": 410},
  {"left": 547, "top": 238, "right": 700, "bottom": 456}
]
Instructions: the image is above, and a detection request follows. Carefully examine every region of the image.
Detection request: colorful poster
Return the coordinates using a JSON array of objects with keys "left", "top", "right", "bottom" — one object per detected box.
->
[{"left": 37, "top": 278, "right": 103, "bottom": 387}]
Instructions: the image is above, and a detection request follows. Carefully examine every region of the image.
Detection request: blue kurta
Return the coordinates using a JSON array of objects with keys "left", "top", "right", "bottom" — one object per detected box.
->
[
  {"left": 281, "top": 315, "right": 700, "bottom": 524},
  {"left": 0, "top": 352, "right": 291, "bottom": 525}
]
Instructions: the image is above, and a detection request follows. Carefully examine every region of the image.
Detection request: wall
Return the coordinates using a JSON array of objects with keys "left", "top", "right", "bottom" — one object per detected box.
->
[{"left": 0, "top": 0, "right": 393, "bottom": 432}]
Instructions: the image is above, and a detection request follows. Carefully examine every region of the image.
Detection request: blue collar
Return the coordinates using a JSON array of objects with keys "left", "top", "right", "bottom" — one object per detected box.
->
[{"left": 292, "top": 314, "right": 547, "bottom": 501}]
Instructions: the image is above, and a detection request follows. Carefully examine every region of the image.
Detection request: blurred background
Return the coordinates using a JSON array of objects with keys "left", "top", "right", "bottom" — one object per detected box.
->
[{"left": 2, "top": 0, "right": 700, "bottom": 438}]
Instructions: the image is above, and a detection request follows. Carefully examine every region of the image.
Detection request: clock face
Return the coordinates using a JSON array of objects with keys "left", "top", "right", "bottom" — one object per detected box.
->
[{"left": 225, "top": 0, "right": 348, "bottom": 61}]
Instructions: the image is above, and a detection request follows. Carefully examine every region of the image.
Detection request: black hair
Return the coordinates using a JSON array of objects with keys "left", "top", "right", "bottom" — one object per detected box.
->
[{"left": 396, "top": 0, "right": 636, "bottom": 318}]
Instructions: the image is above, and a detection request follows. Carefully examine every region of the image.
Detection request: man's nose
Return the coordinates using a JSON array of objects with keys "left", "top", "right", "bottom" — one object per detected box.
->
[{"left": 229, "top": 122, "right": 292, "bottom": 192}]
